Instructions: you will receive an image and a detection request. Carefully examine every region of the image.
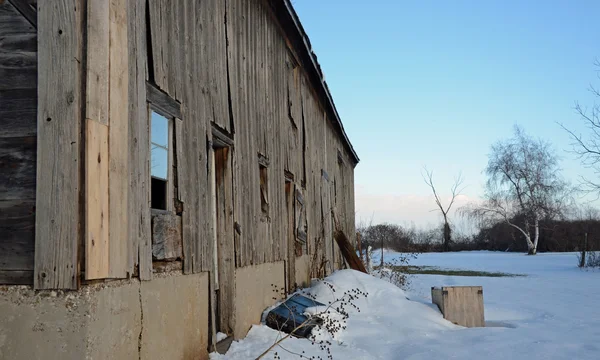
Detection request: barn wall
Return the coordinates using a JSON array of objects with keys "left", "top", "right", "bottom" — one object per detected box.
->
[
  {"left": 2, "top": 0, "right": 357, "bottom": 292},
  {"left": 145, "top": 0, "right": 357, "bottom": 277},
  {"left": 0, "top": 1, "right": 37, "bottom": 285}
]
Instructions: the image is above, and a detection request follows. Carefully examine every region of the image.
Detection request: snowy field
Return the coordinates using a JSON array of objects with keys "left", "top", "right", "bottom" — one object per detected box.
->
[{"left": 212, "top": 252, "right": 600, "bottom": 360}]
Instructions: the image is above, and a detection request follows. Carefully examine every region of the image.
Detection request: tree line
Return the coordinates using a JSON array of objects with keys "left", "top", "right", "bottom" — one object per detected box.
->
[
  {"left": 359, "top": 61, "right": 600, "bottom": 256},
  {"left": 358, "top": 217, "right": 600, "bottom": 254}
]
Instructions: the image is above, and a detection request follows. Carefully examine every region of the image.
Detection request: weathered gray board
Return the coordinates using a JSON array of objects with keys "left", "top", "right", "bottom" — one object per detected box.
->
[
  {"left": 0, "top": 0, "right": 37, "bottom": 285},
  {"left": 432, "top": 286, "right": 485, "bottom": 327},
  {"left": 34, "top": 0, "right": 83, "bottom": 290}
]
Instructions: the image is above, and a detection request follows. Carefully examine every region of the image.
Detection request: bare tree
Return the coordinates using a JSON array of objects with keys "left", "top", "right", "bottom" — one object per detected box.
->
[
  {"left": 422, "top": 168, "right": 465, "bottom": 252},
  {"left": 561, "top": 59, "right": 600, "bottom": 195},
  {"left": 462, "top": 126, "right": 571, "bottom": 255}
]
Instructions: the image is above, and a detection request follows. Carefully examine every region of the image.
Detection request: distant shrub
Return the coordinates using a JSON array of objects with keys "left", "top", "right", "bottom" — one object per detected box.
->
[
  {"left": 577, "top": 251, "right": 600, "bottom": 268},
  {"left": 372, "top": 253, "right": 418, "bottom": 291}
]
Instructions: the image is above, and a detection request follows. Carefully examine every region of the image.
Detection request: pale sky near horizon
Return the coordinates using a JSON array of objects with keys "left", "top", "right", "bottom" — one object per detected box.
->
[{"left": 293, "top": 0, "right": 600, "bottom": 231}]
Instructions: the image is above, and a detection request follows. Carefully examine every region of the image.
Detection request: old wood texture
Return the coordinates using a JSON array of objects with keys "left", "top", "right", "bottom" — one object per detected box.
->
[
  {"left": 0, "top": 0, "right": 37, "bottom": 285},
  {"left": 0, "top": 1, "right": 36, "bottom": 92},
  {"left": 127, "top": 0, "right": 152, "bottom": 281},
  {"left": 85, "top": 119, "right": 110, "bottom": 279},
  {"left": 151, "top": 212, "right": 182, "bottom": 261},
  {"left": 214, "top": 146, "right": 235, "bottom": 334},
  {"left": 34, "top": 0, "right": 83, "bottom": 289},
  {"left": 107, "top": 0, "right": 129, "bottom": 278},
  {"left": 85, "top": 0, "right": 109, "bottom": 125},
  {"left": 332, "top": 207, "right": 367, "bottom": 274},
  {"left": 142, "top": 0, "right": 359, "bottom": 277},
  {"left": 13, "top": 0, "right": 357, "bottom": 287},
  {"left": 148, "top": 0, "right": 213, "bottom": 274},
  {"left": 84, "top": 0, "right": 131, "bottom": 280},
  {"left": 7, "top": 0, "right": 36, "bottom": 28},
  {"left": 332, "top": 230, "right": 366, "bottom": 274},
  {"left": 431, "top": 286, "right": 485, "bottom": 327},
  {"left": 146, "top": 82, "right": 182, "bottom": 119},
  {"left": 285, "top": 181, "right": 296, "bottom": 291}
]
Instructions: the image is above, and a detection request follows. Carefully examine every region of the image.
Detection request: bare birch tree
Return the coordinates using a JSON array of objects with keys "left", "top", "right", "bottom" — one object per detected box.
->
[
  {"left": 422, "top": 168, "right": 465, "bottom": 252},
  {"left": 462, "top": 126, "right": 570, "bottom": 255}
]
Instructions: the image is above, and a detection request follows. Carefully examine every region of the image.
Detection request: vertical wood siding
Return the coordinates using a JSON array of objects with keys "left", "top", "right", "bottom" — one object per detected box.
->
[
  {"left": 34, "top": 0, "right": 83, "bottom": 289},
  {"left": 143, "top": 0, "right": 357, "bottom": 272},
  {"left": 0, "top": 1, "right": 37, "bottom": 285},
  {"left": 127, "top": 0, "right": 152, "bottom": 281},
  {"left": 17, "top": 0, "right": 356, "bottom": 288}
]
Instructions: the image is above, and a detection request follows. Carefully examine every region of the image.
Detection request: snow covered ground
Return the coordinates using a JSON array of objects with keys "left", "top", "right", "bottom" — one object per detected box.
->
[{"left": 211, "top": 252, "right": 600, "bottom": 360}]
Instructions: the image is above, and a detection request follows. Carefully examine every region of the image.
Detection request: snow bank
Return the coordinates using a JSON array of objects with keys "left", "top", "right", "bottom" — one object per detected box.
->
[
  {"left": 211, "top": 270, "right": 455, "bottom": 360},
  {"left": 212, "top": 253, "right": 600, "bottom": 360}
]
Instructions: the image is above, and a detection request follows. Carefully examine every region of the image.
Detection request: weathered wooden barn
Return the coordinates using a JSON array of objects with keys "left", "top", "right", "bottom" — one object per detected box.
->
[{"left": 0, "top": 0, "right": 358, "bottom": 358}]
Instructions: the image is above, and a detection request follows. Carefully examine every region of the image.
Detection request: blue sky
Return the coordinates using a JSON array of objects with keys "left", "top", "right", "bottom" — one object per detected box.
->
[{"left": 293, "top": 0, "right": 600, "bottom": 230}]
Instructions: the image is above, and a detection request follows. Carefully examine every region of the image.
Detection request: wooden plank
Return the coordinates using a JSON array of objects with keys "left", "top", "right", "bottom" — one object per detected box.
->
[
  {"left": 0, "top": 89, "right": 37, "bottom": 137},
  {"left": 0, "top": 270, "right": 33, "bottom": 285},
  {"left": 147, "top": 0, "right": 162, "bottom": 88},
  {"left": 177, "top": 1, "right": 193, "bottom": 274},
  {"left": 285, "top": 181, "right": 296, "bottom": 291},
  {"left": 138, "top": 103, "right": 153, "bottom": 281},
  {"left": 212, "top": 124, "right": 234, "bottom": 148},
  {"left": 0, "top": 52, "right": 37, "bottom": 90},
  {"left": 85, "top": 119, "right": 109, "bottom": 280},
  {"left": 146, "top": 81, "right": 182, "bottom": 118},
  {"left": 35, "top": 0, "right": 83, "bottom": 290},
  {"left": 332, "top": 208, "right": 366, "bottom": 274},
  {"left": 127, "top": 0, "right": 138, "bottom": 277},
  {"left": 7, "top": 0, "right": 36, "bottom": 28},
  {"left": 0, "top": 136, "right": 36, "bottom": 201},
  {"left": 0, "top": 199, "right": 35, "bottom": 273},
  {"left": 321, "top": 172, "right": 333, "bottom": 275},
  {"left": 108, "top": 0, "right": 129, "bottom": 279},
  {"left": 85, "top": 0, "right": 109, "bottom": 125},
  {"left": 174, "top": 116, "right": 193, "bottom": 273},
  {"left": 215, "top": 146, "right": 235, "bottom": 334},
  {"left": 151, "top": 212, "right": 182, "bottom": 261},
  {"left": 209, "top": 145, "right": 218, "bottom": 286},
  {"left": 177, "top": 0, "right": 210, "bottom": 274},
  {"left": 127, "top": 0, "right": 152, "bottom": 281},
  {"left": 0, "top": 32, "right": 37, "bottom": 52},
  {"left": 0, "top": 0, "right": 35, "bottom": 36}
]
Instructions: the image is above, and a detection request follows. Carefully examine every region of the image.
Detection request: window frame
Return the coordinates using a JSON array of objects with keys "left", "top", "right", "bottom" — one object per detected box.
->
[
  {"left": 146, "top": 82, "right": 181, "bottom": 213},
  {"left": 149, "top": 106, "right": 175, "bottom": 212}
]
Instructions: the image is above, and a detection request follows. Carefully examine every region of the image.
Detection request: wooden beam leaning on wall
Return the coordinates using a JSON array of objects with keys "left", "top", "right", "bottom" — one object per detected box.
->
[
  {"left": 35, "top": 0, "right": 84, "bottom": 290},
  {"left": 331, "top": 207, "right": 367, "bottom": 274}
]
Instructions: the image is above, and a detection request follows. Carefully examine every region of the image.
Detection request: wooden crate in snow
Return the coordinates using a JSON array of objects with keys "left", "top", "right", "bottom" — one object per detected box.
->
[{"left": 432, "top": 286, "right": 485, "bottom": 327}]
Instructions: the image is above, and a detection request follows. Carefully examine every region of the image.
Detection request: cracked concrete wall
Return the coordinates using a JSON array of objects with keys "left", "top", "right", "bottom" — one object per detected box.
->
[
  {"left": 233, "top": 261, "right": 285, "bottom": 339},
  {"left": 0, "top": 271, "right": 209, "bottom": 360},
  {"left": 294, "top": 255, "right": 311, "bottom": 289}
]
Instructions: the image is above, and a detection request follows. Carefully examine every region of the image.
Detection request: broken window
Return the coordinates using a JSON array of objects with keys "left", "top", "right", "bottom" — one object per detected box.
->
[{"left": 151, "top": 110, "right": 172, "bottom": 210}]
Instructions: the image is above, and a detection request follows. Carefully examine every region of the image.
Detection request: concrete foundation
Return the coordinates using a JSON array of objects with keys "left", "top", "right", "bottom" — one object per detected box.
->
[
  {"left": 294, "top": 255, "right": 311, "bottom": 289},
  {"left": 0, "top": 271, "right": 209, "bottom": 360},
  {"left": 233, "top": 261, "right": 285, "bottom": 339}
]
